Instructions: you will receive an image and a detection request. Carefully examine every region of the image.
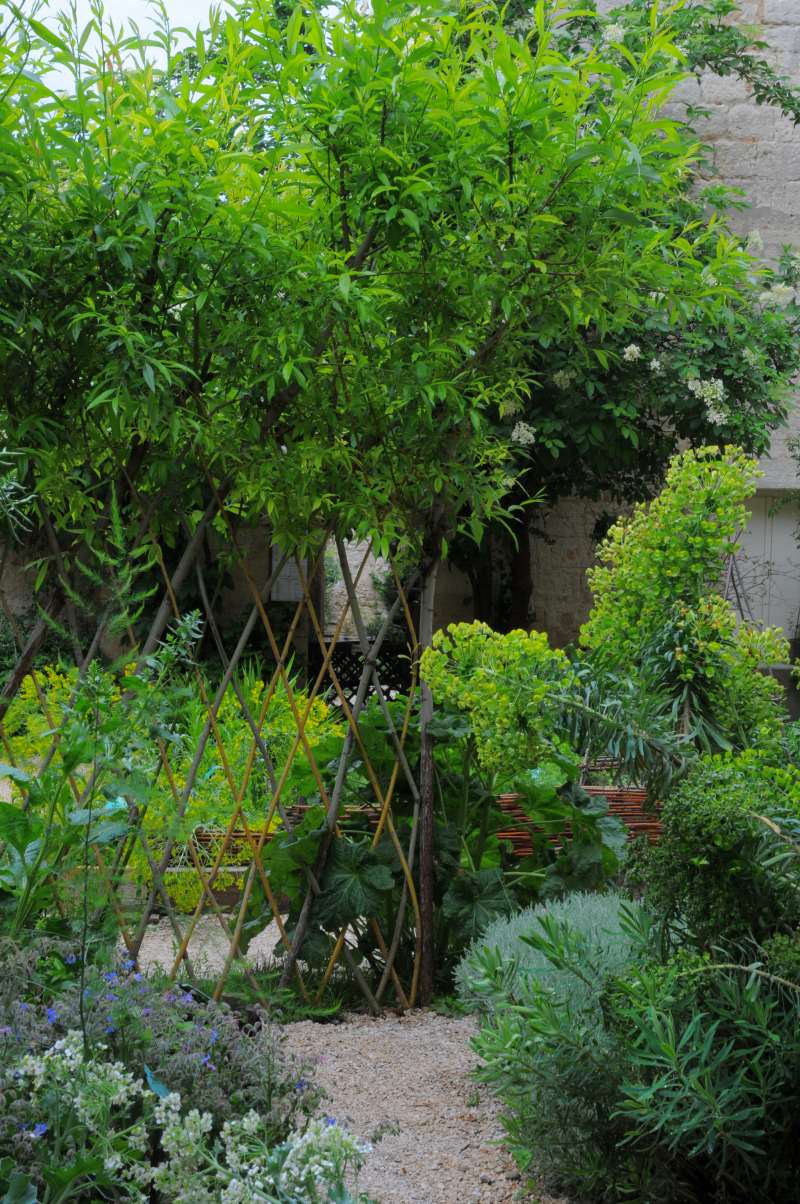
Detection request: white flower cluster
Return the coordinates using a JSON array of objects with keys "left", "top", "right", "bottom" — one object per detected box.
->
[
  {"left": 649, "top": 357, "right": 663, "bottom": 374},
  {"left": 603, "top": 22, "right": 626, "bottom": 45},
  {"left": 759, "top": 283, "right": 796, "bottom": 309},
  {"left": 743, "top": 347, "right": 760, "bottom": 368},
  {"left": 6, "top": 1037, "right": 368, "bottom": 1204},
  {"left": 688, "top": 377, "right": 727, "bottom": 425},
  {"left": 745, "top": 228, "right": 764, "bottom": 254},
  {"left": 623, "top": 343, "right": 642, "bottom": 362},
  {"left": 511, "top": 421, "right": 536, "bottom": 446},
  {"left": 279, "top": 1118, "right": 371, "bottom": 1202},
  {"left": 552, "top": 368, "right": 575, "bottom": 391}
]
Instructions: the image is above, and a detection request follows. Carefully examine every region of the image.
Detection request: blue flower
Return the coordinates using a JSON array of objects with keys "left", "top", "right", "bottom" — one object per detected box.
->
[
  {"left": 200, "top": 1053, "right": 215, "bottom": 1068},
  {"left": 142, "top": 1007, "right": 152, "bottom": 1017},
  {"left": 180, "top": 992, "right": 194, "bottom": 1005},
  {"left": 64, "top": 953, "right": 77, "bottom": 965},
  {"left": 133, "top": 972, "right": 143, "bottom": 982},
  {"left": 294, "top": 1078, "right": 308, "bottom": 1093},
  {"left": 17, "top": 1002, "right": 30, "bottom": 1012},
  {"left": 104, "top": 993, "right": 118, "bottom": 1003},
  {"left": 121, "top": 958, "right": 135, "bottom": 971},
  {"left": 104, "top": 971, "right": 119, "bottom": 984},
  {"left": 105, "top": 1017, "right": 116, "bottom": 1034},
  {"left": 324, "top": 1115, "right": 337, "bottom": 1127},
  {"left": 46, "top": 1008, "right": 58, "bottom": 1025},
  {"left": 0, "top": 1026, "right": 11, "bottom": 1037},
  {"left": 209, "top": 1028, "right": 218, "bottom": 1045},
  {"left": 33, "top": 1122, "right": 47, "bottom": 1137}
]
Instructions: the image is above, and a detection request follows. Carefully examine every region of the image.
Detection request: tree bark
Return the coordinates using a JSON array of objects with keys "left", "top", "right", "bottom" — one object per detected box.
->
[
  {"left": 0, "top": 593, "right": 63, "bottom": 724},
  {"left": 418, "top": 557, "right": 439, "bottom": 1007},
  {"left": 506, "top": 516, "right": 533, "bottom": 630}
]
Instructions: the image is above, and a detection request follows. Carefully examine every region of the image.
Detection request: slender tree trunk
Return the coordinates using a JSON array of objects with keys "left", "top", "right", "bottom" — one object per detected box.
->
[
  {"left": 418, "top": 557, "right": 439, "bottom": 1007},
  {"left": 0, "top": 593, "right": 63, "bottom": 723},
  {"left": 506, "top": 516, "right": 533, "bottom": 630}
]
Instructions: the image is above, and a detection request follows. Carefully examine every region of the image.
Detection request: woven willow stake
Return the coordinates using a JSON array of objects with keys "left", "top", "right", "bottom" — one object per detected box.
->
[{"left": 418, "top": 558, "right": 440, "bottom": 1007}]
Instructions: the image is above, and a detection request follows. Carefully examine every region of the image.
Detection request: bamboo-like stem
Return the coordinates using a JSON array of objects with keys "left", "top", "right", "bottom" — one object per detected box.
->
[{"left": 418, "top": 558, "right": 440, "bottom": 1007}]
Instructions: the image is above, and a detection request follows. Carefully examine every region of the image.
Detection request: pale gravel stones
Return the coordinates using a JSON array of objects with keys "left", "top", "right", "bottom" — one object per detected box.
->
[{"left": 284, "top": 1010, "right": 567, "bottom": 1204}]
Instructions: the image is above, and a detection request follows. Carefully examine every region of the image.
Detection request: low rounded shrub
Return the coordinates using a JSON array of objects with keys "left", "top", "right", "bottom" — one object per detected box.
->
[{"left": 455, "top": 890, "right": 644, "bottom": 1013}]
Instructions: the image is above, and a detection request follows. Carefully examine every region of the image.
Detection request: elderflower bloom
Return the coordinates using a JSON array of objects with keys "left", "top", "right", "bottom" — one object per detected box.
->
[
  {"left": 552, "top": 368, "right": 575, "bottom": 391},
  {"left": 649, "top": 357, "right": 663, "bottom": 374},
  {"left": 745, "top": 228, "right": 764, "bottom": 254},
  {"left": 760, "top": 283, "right": 795, "bottom": 308},
  {"left": 688, "top": 377, "right": 727, "bottom": 425},
  {"left": 622, "top": 343, "right": 642, "bottom": 362},
  {"left": 603, "top": 22, "right": 626, "bottom": 45},
  {"left": 511, "top": 421, "right": 536, "bottom": 446}
]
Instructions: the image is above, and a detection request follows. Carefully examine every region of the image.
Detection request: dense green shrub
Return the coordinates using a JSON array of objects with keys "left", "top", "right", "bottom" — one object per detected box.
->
[
  {"left": 581, "top": 447, "right": 789, "bottom": 752},
  {"left": 471, "top": 904, "right": 800, "bottom": 1203},
  {"left": 604, "top": 956, "right": 800, "bottom": 1204},
  {"left": 470, "top": 897, "right": 644, "bottom": 1199},
  {"left": 630, "top": 753, "right": 800, "bottom": 946},
  {"left": 455, "top": 891, "right": 644, "bottom": 1013}
]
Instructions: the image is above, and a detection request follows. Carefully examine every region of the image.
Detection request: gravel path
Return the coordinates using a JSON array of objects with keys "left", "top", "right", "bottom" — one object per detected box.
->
[{"left": 284, "top": 1011, "right": 566, "bottom": 1204}]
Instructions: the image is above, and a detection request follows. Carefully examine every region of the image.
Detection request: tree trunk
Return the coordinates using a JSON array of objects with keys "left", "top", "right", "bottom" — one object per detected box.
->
[
  {"left": 506, "top": 516, "right": 533, "bottom": 630},
  {"left": 0, "top": 593, "right": 63, "bottom": 724},
  {"left": 418, "top": 557, "right": 439, "bottom": 1007}
]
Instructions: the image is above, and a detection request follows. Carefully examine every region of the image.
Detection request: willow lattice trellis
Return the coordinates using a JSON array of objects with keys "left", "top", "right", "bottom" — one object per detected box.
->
[{"left": 0, "top": 497, "right": 427, "bottom": 1013}]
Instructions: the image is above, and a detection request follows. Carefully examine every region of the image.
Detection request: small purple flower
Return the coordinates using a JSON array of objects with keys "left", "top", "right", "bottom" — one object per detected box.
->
[
  {"left": 121, "top": 958, "right": 135, "bottom": 971},
  {"left": 46, "top": 1008, "right": 58, "bottom": 1025},
  {"left": 105, "top": 1017, "right": 116, "bottom": 1034},
  {"left": 180, "top": 992, "right": 194, "bottom": 1005},
  {"left": 164, "top": 991, "right": 177, "bottom": 1004},
  {"left": 17, "top": 1002, "right": 30, "bottom": 1012},
  {"left": 0, "top": 1026, "right": 11, "bottom": 1037},
  {"left": 209, "top": 1028, "right": 218, "bottom": 1045},
  {"left": 104, "top": 971, "right": 119, "bottom": 984},
  {"left": 142, "top": 1007, "right": 152, "bottom": 1017},
  {"left": 64, "top": 953, "right": 77, "bottom": 965},
  {"left": 294, "top": 1078, "right": 308, "bottom": 1093},
  {"left": 133, "top": 972, "right": 143, "bottom": 982},
  {"left": 200, "top": 1053, "right": 214, "bottom": 1068},
  {"left": 33, "top": 1122, "right": 47, "bottom": 1137},
  {"left": 324, "top": 1115, "right": 337, "bottom": 1127},
  {"left": 104, "top": 993, "right": 118, "bottom": 1003}
]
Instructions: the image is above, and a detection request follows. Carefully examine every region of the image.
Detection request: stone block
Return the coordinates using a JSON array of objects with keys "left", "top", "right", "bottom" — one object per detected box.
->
[{"left": 764, "top": 0, "right": 799, "bottom": 26}]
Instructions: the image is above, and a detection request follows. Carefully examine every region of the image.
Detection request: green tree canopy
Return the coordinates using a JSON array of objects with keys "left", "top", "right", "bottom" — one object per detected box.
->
[{"left": 0, "top": 0, "right": 791, "bottom": 580}]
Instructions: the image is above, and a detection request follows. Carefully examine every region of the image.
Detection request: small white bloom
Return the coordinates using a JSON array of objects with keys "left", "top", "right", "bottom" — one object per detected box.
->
[
  {"left": 743, "top": 347, "right": 760, "bottom": 368},
  {"left": 649, "top": 357, "right": 663, "bottom": 373},
  {"left": 760, "top": 283, "right": 795, "bottom": 308},
  {"left": 552, "top": 368, "right": 575, "bottom": 391},
  {"left": 622, "top": 343, "right": 642, "bottom": 362},
  {"left": 745, "top": 228, "right": 764, "bottom": 254},
  {"left": 603, "top": 22, "right": 626, "bottom": 45},
  {"left": 511, "top": 421, "right": 536, "bottom": 447}
]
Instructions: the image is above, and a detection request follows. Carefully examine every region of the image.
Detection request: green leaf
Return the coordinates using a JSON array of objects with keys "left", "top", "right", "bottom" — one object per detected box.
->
[
  {"left": 441, "top": 869, "right": 514, "bottom": 943},
  {"left": 315, "top": 841, "right": 395, "bottom": 929},
  {"left": 144, "top": 1064, "right": 170, "bottom": 1099},
  {"left": 0, "top": 765, "right": 30, "bottom": 784},
  {"left": 27, "top": 17, "right": 70, "bottom": 52},
  {"left": 1, "top": 1171, "right": 37, "bottom": 1204}
]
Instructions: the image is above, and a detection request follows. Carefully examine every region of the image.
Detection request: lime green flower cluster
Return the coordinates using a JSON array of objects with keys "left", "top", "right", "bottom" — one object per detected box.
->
[
  {"left": 581, "top": 445, "right": 762, "bottom": 660},
  {"left": 421, "top": 621, "right": 575, "bottom": 780},
  {"left": 581, "top": 445, "right": 789, "bottom": 749}
]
